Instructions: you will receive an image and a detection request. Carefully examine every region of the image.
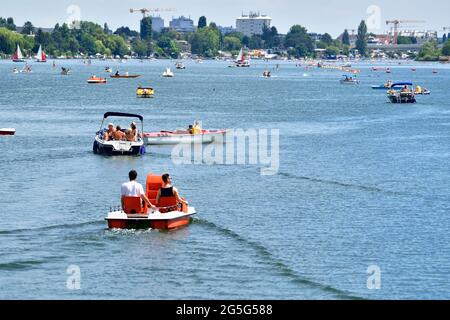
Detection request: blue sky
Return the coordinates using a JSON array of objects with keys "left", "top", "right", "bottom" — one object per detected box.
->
[{"left": 2, "top": 0, "right": 449, "bottom": 37}]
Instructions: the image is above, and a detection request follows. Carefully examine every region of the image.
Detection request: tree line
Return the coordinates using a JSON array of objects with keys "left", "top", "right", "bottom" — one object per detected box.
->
[{"left": 1, "top": 16, "right": 449, "bottom": 60}]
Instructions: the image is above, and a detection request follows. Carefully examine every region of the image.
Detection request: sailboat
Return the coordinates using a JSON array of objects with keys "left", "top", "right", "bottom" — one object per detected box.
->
[
  {"left": 36, "top": 45, "right": 47, "bottom": 62},
  {"left": 235, "top": 48, "right": 250, "bottom": 67},
  {"left": 12, "top": 44, "right": 25, "bottom": 62}
]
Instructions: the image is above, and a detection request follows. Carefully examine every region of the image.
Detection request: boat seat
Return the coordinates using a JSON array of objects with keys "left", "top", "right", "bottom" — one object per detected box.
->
[
  {"left": 146, "top": 174, "right": 164, "bottom": 205},
  {"left": 123, "top": 196, "right": 146, "bottom": 214},
  {"left": 157, "top": 196, "right": 179, "bottom": 213}
]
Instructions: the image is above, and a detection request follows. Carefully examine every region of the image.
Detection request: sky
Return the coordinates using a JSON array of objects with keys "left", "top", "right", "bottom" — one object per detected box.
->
[{"left": 1, "top": 0, "right": 449, "bottom": 37}]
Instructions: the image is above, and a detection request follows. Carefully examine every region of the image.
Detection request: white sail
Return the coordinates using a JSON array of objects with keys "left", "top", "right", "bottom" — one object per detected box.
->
[
  {"left": 236, "top": 48, "right": 244, "bottom": 62},
  {"left": 16, "top": 44, "right": 23, "bottom": 60}
]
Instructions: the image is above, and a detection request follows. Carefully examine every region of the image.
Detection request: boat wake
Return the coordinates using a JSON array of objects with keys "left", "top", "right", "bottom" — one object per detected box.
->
[
  {"left": 192, "top": 217, "right": 363, "bottom": 300},
  {"left": 0, "top": 220, "right": 104, "bottom": 235}
]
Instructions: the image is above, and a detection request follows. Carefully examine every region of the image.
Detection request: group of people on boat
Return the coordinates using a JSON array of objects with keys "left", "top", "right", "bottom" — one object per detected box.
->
[
  {"left": 121, "top": 170, "right": 188, "bottom": 211},
  {"left": 103, "top": 121, "right": 139, "bottom": 142},
  {"left": 263, "top": 70, "right": 271, "bottom": 78}
]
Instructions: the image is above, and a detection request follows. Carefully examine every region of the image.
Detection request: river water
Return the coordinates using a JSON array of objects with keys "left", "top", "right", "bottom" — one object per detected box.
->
[{"left": 0, "top": 59, "right": 449, "bottom": 299}]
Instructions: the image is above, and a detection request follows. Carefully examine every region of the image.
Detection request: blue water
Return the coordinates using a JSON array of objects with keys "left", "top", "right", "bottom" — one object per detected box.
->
[{"left": 0, "top": 59, "right": 449, "bottom": 299}]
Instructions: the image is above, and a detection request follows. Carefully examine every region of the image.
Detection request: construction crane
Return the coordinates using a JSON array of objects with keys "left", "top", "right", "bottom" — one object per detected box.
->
[
  {"left": 129, "top": 8, "right": 176, "bottom": 19},
  {"left": 386, "top": 20, "right": 426, "bottom": 44}
]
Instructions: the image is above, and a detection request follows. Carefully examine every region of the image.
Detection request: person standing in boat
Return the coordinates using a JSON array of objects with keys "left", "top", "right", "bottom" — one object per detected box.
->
[
  {"left": 121, "top": 170, "right": 156, "bottom": 210},
  {"left": 130, "top": 122, "right": 139, "bottom": 141},
  {"left": 156, "top": 173, "right": 188, "bottom": 207}
]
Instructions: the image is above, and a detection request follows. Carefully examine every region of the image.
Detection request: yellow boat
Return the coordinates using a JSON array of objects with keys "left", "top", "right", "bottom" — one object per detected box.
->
[{"left": 136, "top": 87, "right": 154, "bottom": 98}]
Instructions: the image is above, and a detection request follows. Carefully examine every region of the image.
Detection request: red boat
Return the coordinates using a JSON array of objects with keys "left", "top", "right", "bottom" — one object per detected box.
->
[
  {"left": 0, "top": 128, "right": 16, "bottom": 136},
  {"left": 105, "top": 173, "right": 196, "bottom": 230}
]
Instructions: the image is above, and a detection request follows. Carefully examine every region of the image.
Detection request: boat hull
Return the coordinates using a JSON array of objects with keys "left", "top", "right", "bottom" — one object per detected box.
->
[
  {"left": 0, "top": 128, "right": 16, "bottom": 136},
  {"left": 106, "top": 209, "right": 196, "bottom": 230},
  {"left": 93, "top": 137, "right": 145, "bottom": 156},
  {"left": 388, "top": 94, "right": 416, "bottom": 104},
  {"left": 144, "top": 130, "right": 227, "bottom": 145},
  {"left": 110, "top": 75, "right": 141, "bottom": 78}
]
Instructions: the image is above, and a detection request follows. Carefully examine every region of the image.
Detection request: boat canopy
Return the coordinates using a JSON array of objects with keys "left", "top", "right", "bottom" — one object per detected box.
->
[
  {"left": 103, "top": 112, "right": 143, "bottom": 121},
  {"left": 391, "top": 82, "right": 413, "bottom": 87}
]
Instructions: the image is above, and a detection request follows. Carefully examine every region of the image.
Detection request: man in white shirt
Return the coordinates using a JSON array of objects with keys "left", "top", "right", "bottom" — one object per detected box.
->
[{"left": 121, "top": 170, "right": 156, "bottom": 210}]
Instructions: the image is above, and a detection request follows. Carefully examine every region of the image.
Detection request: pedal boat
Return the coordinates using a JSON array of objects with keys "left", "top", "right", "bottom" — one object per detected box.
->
[
  {"left": 87, "top": 76, "right": 107, "bottom": 84},
  {"left": 93, "top": 112, "right": 146, "bottom": 156},
  {"left": 143, "top": 129, "right": 227, "bottom": 145},
  {"left": 0, "top": 128, "right": 16, "bottom": 136},
  {"left": 387, "top": 83, "right": 416, "bottom": 104},
  {"left": 105, "top": 173, "right": 196, "bottom": 230},
  {"left": 136, "top": 86, "right": 155, "bottom": 98}
]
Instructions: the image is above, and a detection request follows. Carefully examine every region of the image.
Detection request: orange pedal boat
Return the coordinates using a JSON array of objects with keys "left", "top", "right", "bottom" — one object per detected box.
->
[
  {"left": 105, "top": 173, "right": 196, "bottom": 230},
  {"left": 87, "top": 75, "right": 107, "bottom": 84}
]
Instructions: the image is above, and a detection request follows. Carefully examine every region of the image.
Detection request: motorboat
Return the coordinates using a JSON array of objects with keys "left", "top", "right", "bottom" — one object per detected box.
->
[
  {"left": 414, "top": 86, "right": 431, "bottom": 95},
  {"left": 0, "top": 128, "right": 15, "bottom": 136},
  {"left": 136, "top": 86, "right": 155, "bottom": 98},
  {"left": 110, "top": 72, "right": 141, "bottom": 78},
  {"left": 340, "top": 75, "right": 359, "bottom": 85},
  {"left": 61, "top": 67, "right": 71, "bottom": 75},
  {"left": 105, "top": 173, "right": 196, "bottom": 230},
  {"left": 175, "top": 62, "right": 186, "bottom": 69},
  {"left": 93, "top": 112, "right": 146, "bottom": 156},
  {"left": 87, "top": 75, "right": 107, "bottom": 84},
  {"left": 143, "top": 129, "right": 227, "bottom": 145},
  {"left": 387, "top": 83, "right": 416, "bottom": 104},
  {"left": 162, "top": 68, "right": 174, "bottom": 77},
  {"left": 35, "top": 45, "right": 47, "bottom": 62},
  {"left": 105, "top": 67, "right": 112, "bottom": 73},
  {"left": 12, "top": 44, "right": 25, "bottom": 62}
]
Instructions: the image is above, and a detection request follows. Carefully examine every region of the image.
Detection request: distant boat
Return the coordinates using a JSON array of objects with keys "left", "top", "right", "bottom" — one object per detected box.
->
[
  {"left": 35, "top": 45, "right": 47, "bottom": 62},
  {"left": 0, "top": 128, "right": 16, "bottom": 136},
  {"left": 162, "top": 68, "right": 174, "bottom": 77},
  {"left": 12, "top": 44, "right": 25, "bottom": 62},
  {"left": 235, "top": 48, "right": 250, "bottom": 67},
  {"left": 175, "top": 62, "right": 186, "bottom": 69}
]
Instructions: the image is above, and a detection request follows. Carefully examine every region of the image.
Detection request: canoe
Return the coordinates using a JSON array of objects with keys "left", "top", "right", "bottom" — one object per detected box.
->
[
  {"left": 0, "top": 128, "right": 16, "bottom": 136},
  {"left": 143, "top": 129, "right": 227, "bottom": 145},
  {"left": 110, "top": 75, "right": 141, "bottom": 78}
]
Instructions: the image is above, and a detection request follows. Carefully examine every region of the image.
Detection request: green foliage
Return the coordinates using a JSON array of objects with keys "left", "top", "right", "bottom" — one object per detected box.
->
[
  {"left": 22, "top": 21, "right": 34, "bottom": 35},
  {"left": 198, "top": 16, "right": 207, "bottom": 29},
  {"left": 0, "top": 17, "right": 16, "bottom": 31},
  {"left": 284, "top": 25, "right": 313, "bottom": 57},
  {"left": 356, "top": 20, "right": 368, "bottom": 56},
  {"left": 140, "top": 17, "right": 152, "bottom": 41},
  {"left": 342, "top": 29, "right": 350, "bottom": 46},
  {"left": 417, "top": 41, "right": 441, "bottom": 61},
  {"left": 397, "top": 36, "right": 415, "bottom": 45},
  {"left": 441, "top": 40, "right": 450, "bottom": 56},
  {"left": 190, "top": 25, "right": 220, "bottom": 57},
  {"left": 157, "top": 36, "right": 180, "bottom": 58},
  {"left": 325, "top": 45, "right": 340, "bottom": 57},
  {"left": 262, "top": 25, "right": 279, "bottom": 48},
  {"left": 321, "top": 33, "right": 333, "bottom": 45},
  {"left": 223, "top": 36, "right": 241, "bottom": 51}
]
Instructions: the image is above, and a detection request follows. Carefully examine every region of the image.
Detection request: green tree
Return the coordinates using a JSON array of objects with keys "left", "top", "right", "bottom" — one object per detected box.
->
[
  {"left": 417, "top": 40, "right": 441, "bottom": 61},
  {"left": 442, "top": 40, "right": 450, "bottom": 56},
  {"left": 198, "top": 16, "right": 207, "bottom": 28},
  {"left": 321, "top": 33, "right": 333, "bottom": 45},
  {"left": 284, "top": 25, "right": 313, "bottom": 56},
  {"left": 22, "top": 21, "right": 34, "bottom": 35},
  {"left": 356, "top": 20, "right": 368, "bottom": 56},
  {"left": 325, "top": 45, "right": 340, "bottom": 57},
  {"left": 190, "top": 26, "right": 220, "bottom": 57},
  {"left": 223, "top": 36, "right": 242, "bottom": 51},
  {"left": 342, "top": 29, "right": 350, "bottom": 46},
  {"left": 442, "top": 34, "right": 447, "bottom": 44},
  {"left": 131, "top": 38, "right": 149, "bottom": 57},
  {"left": 140, "top": 17, "right": 152, "bottom": 41}
]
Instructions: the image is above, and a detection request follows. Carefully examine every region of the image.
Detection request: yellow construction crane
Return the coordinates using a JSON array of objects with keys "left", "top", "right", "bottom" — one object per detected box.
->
[
  {"left": 386, "top": 20, "right": 426, "bottom": 44},
  {"left": 129, "top": 8, "right": 176, "bottom": 19}
]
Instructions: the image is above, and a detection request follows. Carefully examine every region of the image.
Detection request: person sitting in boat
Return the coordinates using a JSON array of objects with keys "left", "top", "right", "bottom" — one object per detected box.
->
[
  {"left": 192, "top": 121, "right": 202, "bottom": 134},
  {"left": 401, "top": 85, "right": 410, "bottom": 93},
  {"left": 156, "top": 173, "right": 188, "bottom": 209},
  {"left": 121, "top": 170, "right": 156, "bottom": 211},
  {"left": 188, "top": 125, "right": 193, "bottom": 134},
  {"left": 115, "top": 70, "right": 120, "bottom": 76},
  {"left": 103, "top": 123, "right": 115, "bottom": 141},
  {"left": 113, "top": 125, "right": 126, "bottom": 141}
]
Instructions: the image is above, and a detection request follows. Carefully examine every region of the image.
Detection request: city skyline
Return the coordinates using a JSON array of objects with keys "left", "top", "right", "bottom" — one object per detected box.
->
[{"left": 1, "top": 0, "right": 450, "bottom": 37}]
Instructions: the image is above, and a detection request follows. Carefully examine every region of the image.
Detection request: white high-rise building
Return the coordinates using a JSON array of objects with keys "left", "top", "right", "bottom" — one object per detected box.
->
[
  {"left": 151, "top": 16, "right": 165, "bottom": 33},
  {"left": 236, "top": 12, "right": 272, "bottom": 37},
  {"left": 169, "top": 16, "right": 195, "bottom": 33}
]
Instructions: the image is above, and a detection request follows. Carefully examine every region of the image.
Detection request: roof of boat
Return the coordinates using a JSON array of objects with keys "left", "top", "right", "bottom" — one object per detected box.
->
[
  {"left": 104, "top": 112, "right": 143, "bottom": 121},
  {"left": 392, "top": 82, "right": 413, "bottom": 86}
]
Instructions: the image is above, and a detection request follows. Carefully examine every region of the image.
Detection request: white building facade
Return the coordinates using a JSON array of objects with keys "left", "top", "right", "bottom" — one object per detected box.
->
[
  {"left": 236, "top": 12, "right": 272, "bottom": 37},
  {"left": 169, "top": 16, "right": 195, "bottom": 33},
  {"left": 151, "top": 16, "right": 165, "bottom": 33}
]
